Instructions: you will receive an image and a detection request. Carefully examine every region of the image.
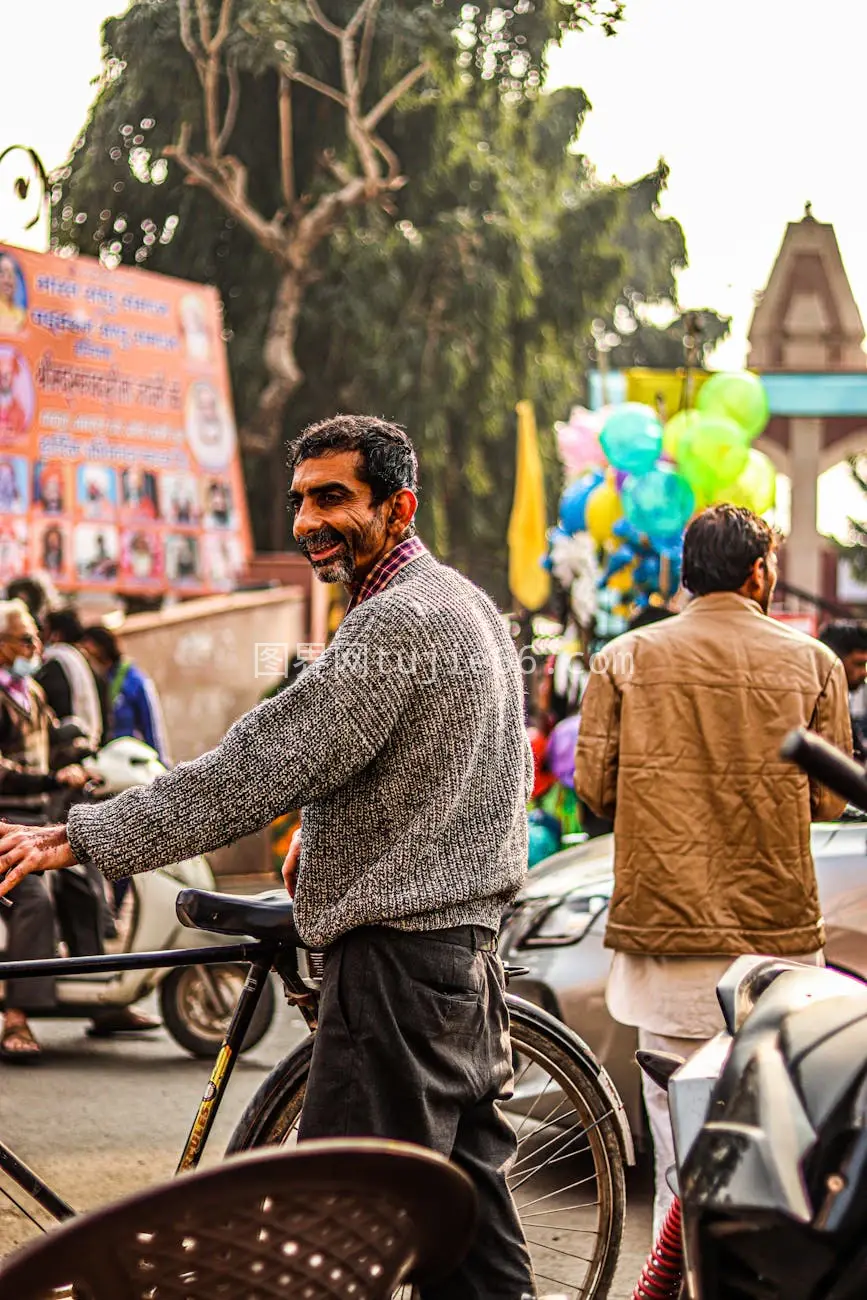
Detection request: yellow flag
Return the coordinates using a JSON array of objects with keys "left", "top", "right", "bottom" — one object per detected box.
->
[{"left": 508, "top": 400, "right": 550, "bottom": 611}]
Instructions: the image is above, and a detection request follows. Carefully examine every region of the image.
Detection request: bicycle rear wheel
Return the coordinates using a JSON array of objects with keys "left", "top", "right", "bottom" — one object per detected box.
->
[{"left": 226, "top": 998, "right": 625, "bottom": 1299}]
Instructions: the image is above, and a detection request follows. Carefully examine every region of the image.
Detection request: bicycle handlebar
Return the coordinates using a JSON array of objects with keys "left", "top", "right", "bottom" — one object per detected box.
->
[{"left": 780, "top": 728, "right": 867, "bottom": 814}]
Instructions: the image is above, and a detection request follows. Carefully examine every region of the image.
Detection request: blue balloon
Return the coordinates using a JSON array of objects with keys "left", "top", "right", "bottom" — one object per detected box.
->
[
  {"left": 600, "top": 404, "right": 664, "bottom": 475},
  {"left": 623, "top": 465, "right": 695, "bottom": 540},
  {"left": 559, "top": 471, "right": 604, "bottom": 535},
  {"left": 633, "top": 554, "right": 660, "bottom": 588},
  {"left": 604, "top": 544, "right": 635, "bottom": 578}
]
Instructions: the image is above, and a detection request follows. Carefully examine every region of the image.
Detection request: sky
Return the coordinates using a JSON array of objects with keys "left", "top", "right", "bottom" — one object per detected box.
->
[{"left": 2, "top": 0, "right": 866, "bottom": 536}]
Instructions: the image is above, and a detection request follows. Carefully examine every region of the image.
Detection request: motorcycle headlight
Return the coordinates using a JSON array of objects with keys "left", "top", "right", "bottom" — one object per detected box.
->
[{"left": 526, "top": 894, "right": 609, "bottom": 946}]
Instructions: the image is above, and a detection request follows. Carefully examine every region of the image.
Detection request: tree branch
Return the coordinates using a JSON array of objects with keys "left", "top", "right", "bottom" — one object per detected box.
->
[
  {"left": 346, "top": 0, "right": 377, "bottom": 40},
  {"left": 178, "top": 0, "right": 203, "bottom": 64},
  {"left": 194, "top": 0, "right": 213, "bottom": 49},
  {"left": 357, "top": 0, "right": 381, "bottom": 93},
  {"left": 285, "top": 68, "right": 349, "bottom": 109},
  {"left": 211, "top": 0, "right": 234, "bottom": 52},
  {"left": 364, "top": 61, "right": 428, "bottom": 130},
  {"left": 166, "top": 127, "right": 286, "bottom": 260},
  {"left": 215, "top": 58, "right": 241, "bottom": 156},
  {"left": 279, "top": 74, "right": 296, "bottom": 210},
  {"left": 305, "top": 0, "right": 343, "bottom": 39}
]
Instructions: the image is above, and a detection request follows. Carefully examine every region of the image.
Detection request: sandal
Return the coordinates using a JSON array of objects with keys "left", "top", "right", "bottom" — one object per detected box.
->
[{"left": 0, "top": 1021, "right": 42, "bottom": 1063}]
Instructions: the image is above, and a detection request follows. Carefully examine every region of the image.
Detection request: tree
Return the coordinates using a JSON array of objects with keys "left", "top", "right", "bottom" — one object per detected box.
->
[
  {"left": 55, "top": 0, "right": 624, "bottom": 455},
  {"left": 56, "top": 0, "right": 720, "bottom": 599},
  {"left": 840, "top": 454, "right": 867, "bottom": 583}
]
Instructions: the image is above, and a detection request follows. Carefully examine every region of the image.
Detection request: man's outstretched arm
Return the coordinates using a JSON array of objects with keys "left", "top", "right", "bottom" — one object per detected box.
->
[{"left": 0, "top": 606, "right": 409, "bottom": 895}]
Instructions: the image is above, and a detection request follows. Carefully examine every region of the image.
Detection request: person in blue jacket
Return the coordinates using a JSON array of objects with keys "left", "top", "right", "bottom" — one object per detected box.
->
[
  {"left": 79, "top": 625, "right": 170, "bottom": 765},
  {"left": 79, "top": 624, "right": 171, "bottom": 914}
]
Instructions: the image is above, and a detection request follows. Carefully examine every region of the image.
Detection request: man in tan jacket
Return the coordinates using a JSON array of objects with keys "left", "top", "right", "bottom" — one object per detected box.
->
[{"left": 576, "top": 505, "right": 852, "bottom": 1235}]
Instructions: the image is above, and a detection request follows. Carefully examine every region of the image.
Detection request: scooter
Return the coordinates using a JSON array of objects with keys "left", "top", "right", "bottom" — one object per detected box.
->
[
  {"left": 0, "top": 737, "right": 276, "bottom": 1058},
  {"left": 629, "top": 729, "right": 867, "bottom": 1300}
]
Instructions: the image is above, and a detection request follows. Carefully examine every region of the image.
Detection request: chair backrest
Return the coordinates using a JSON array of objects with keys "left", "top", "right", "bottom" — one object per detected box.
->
[{"left": 0, "top": 1139, "right": 477, "bottom": 1300}]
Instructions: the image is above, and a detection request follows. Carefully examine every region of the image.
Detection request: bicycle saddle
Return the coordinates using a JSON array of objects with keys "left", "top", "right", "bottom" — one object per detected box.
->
[{"left": 176, "top": 888, "right": 305, "bottom": 944}]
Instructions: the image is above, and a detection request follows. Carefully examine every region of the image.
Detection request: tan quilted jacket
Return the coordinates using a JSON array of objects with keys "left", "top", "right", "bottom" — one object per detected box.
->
[{"left": 576, "top": 592, "right": 852, "bottom": 957}]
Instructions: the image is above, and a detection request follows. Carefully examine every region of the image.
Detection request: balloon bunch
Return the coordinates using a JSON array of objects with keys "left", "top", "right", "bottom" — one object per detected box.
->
[{"left": 548, "top": 373, "right": 775, "bottom": 626}]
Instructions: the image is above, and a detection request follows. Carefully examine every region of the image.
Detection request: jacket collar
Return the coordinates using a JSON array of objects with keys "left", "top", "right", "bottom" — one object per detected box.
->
[{"left": 680, "top": 591, "right": 766, "bottom": 618}]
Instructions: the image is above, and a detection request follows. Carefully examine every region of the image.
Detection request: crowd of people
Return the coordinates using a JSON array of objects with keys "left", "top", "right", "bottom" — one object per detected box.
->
[
  {"left": 0, "top": 574, "right": 169, "bottom": 1059},
  {"left": 0, "top": 415, "right": 863, "bottom": 1290}
]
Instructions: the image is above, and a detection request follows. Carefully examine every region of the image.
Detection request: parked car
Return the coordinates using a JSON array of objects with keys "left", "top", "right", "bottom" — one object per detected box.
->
[{"left": 499, "top": 815, "right": 867, "bottom": 1143}]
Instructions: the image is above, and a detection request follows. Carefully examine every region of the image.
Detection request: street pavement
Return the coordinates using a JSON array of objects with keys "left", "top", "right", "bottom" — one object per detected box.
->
[{"left": 0, "top": 998, "right": 652, "bottom": 1297}]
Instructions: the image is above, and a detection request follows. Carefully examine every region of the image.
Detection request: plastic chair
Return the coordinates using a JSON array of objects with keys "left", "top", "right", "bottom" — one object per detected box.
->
[{"left": 0, "top": 1139, "right": 478, "bottom": 1300}]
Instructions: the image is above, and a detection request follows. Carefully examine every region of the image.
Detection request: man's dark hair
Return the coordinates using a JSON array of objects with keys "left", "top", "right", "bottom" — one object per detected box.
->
[
  {"left": 81, "top": 624, "right": 122, "bottom": 665},
  {"left": 44, "top": 608, "right": 84, "bottom": 644},
  {"left": 819, "top": 621, "right": 867, "bottom": 658},
  {"left": 289, "top": 415, "right": 419, "bottom": 508},
  {"left": 682, "top": 505, "right": 776, "bottom": 596},
  {"left": 627, "top": 605, "right": 677, "bottom": 632},
  {"left": 6, "top": 576, "right": 49, "bottom": 622}
]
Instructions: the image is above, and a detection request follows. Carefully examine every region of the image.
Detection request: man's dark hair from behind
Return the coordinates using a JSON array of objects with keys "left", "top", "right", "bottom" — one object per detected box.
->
[
  {"left": 289, "top": 415, "right": 419, "bottom": 531},
  {"left": 682, "top": 504, "right": 776, "bottom": 596},
  {"left": 819, "top": 622, "right": 867, "bottom": 660},
  {"left": 44, "top": 608, "right": 84, "bottom": 644},
  {"left": 80, "top": 625, "right": 122, "bottom": 667}
]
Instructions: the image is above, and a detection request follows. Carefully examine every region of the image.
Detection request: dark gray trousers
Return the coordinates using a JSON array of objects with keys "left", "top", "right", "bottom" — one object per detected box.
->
[
  {"left": 5, "top": 873, "right": 56, "bottom": 1011},
  {"left": 298, "top": 925, "right": 536, "bottom": 1299}
]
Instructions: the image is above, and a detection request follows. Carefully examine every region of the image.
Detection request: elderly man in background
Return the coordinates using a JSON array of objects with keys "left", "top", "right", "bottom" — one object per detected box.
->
[{"left": 0, "top": 600, "right": 89, "bottom": 1060}]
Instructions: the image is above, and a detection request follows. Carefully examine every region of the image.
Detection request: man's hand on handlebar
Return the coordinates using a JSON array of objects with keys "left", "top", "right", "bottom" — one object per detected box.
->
[
  {"left": 282, "top": 829, "right": 301, "bottom": 900},
  {"left": 56, "top": 764, "right": 89, "bottom": 789}
]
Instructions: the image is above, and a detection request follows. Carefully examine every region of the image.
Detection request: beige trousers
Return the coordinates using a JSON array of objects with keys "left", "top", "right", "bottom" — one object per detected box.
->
[{"left": 637, "top": 1028, "right": 710, "bottom": 1241}]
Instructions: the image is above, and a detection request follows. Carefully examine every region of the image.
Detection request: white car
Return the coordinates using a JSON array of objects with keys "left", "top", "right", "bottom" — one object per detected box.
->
[{"left": 499, "top": 818, "right": 867, "bottom": 1139}]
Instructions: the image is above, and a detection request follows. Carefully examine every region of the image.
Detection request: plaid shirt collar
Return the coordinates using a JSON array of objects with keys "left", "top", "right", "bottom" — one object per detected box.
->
[{"left": 346, "top": 536, "right": 427, "bottom": 613}]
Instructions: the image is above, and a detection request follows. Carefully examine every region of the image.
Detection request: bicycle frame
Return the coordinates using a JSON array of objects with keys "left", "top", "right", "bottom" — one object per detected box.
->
[{"left": 0, "top": 936, "right": 316, "bottom": 1224}]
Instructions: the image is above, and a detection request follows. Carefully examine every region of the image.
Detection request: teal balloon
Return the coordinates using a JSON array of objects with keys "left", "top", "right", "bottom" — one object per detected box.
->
[
  {"left": 623, "top": 465, "right": 695, "bottom": 541},
  {"left": 600, "top": 404, "right": 663, "bottom": 475},
  {"left": 559, "top": 471, "right": 604, "bottom": 535}
]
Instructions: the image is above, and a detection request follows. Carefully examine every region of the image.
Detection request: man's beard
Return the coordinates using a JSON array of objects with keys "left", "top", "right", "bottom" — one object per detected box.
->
[{"left": 298, "top": 520, "right": 381, "bottom": 586}]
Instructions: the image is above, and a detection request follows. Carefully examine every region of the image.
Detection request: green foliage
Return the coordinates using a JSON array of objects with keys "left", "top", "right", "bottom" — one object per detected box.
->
[
  {"left": 841, "top": 454, "right": 867, "bottom": 583},
  {"left": 55, "top": 0, "right": 716, "bottom": 603}
]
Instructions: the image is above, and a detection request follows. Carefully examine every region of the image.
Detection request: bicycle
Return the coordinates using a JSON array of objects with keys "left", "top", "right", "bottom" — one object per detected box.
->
[{"left": 0, "top": 887, "right": 630, "bottom": 1299}]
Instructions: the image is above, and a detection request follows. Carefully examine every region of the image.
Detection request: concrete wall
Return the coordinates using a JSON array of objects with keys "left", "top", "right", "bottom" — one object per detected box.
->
[{"left": 115, "top": 586, "right": 306, "bottom": 878}]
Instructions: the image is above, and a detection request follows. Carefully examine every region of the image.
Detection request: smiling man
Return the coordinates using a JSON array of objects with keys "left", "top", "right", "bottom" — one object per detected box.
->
[{"left": 0, "top": 415, "right": 536, "bottom": 1299}]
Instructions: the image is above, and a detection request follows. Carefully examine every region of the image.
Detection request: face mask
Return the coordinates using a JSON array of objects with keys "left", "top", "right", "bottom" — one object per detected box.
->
[{"left": 11, "top": 654, "right": 41, "bottom": 678}]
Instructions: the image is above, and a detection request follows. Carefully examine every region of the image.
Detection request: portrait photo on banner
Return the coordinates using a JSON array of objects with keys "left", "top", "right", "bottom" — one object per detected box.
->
[
  {"left": 161, "top": 471, "right": 200, "bottom": 526},
  {"left": 0, "top": 454, "right": 28, "bottom": 513},
  {"left": 33, "top": 461, "right": 70, "bottom": 515},
  {"left": 0, "top": 252, "right": 28, "bottom": 336},
  {"left": 75, "top": 524, "right": 119, "bottom": 582},
  {"left": 0, "top": 345, "right": 35, "bottom": 438},
  {"left": 121, "top": 466, "right": 160, "bottom": 520},
  {"left": 77, "top": 464, "right": 118, "bottom": 521},
  {"left": 33, "top": 519, "right": 70, "bottom": 581},
  {"left": 123, "top": 530, "right": 163, "bottom": 582}
]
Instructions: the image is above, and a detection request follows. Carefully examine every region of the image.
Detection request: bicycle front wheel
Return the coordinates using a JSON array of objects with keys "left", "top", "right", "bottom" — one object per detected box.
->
[{"left": 226, "top": 998, "right": 626, "bottom": 1299}]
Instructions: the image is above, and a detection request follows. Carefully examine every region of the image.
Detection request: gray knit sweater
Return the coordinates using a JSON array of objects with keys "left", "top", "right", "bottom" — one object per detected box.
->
[{"left": 67, "top": 553, "right": 533, "bottom": 946}]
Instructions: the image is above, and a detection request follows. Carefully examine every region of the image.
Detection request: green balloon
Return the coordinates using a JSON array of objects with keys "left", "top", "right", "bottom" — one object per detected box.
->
[
  {"left": 676, "top": 412, "right": 750, "bottom": 495},
  {"left": 662, "top": 410, "right": 702, "bottom": 462},
  {"left": 712, "top": 448, "right": 776, "bottom": 514},
  {"left": 697, "top": 371, "right": 770, "bottom": 441}
]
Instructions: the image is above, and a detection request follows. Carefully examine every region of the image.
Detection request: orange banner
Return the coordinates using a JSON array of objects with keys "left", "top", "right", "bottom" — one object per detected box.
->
[{"left": 0, "top": 243, "right": 253, "bottom": 596}]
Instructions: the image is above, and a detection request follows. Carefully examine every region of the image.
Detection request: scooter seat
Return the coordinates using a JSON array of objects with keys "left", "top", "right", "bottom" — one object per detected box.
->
[{"left": 176, "top": 889, "right": 305, "bottom": 944}]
